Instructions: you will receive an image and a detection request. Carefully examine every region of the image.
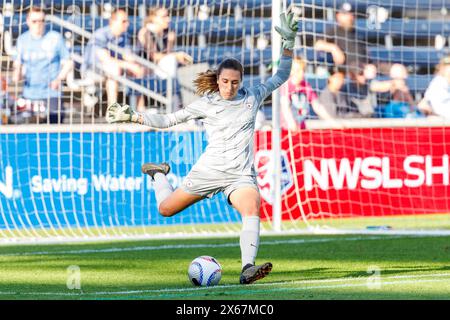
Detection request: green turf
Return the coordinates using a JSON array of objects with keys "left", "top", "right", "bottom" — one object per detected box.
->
[{"left": 0, "top": 234, "right": 449, "bottom": 300}]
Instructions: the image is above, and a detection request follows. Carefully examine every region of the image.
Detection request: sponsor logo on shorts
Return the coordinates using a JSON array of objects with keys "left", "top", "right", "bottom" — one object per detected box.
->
[{"left": 254, "top": 150, "right": 293, "bottom": 204}]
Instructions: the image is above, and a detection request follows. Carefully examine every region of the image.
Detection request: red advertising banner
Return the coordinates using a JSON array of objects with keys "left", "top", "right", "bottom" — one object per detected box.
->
[{"left": 255, "top": 127, "right": 450, "bottom": 221}]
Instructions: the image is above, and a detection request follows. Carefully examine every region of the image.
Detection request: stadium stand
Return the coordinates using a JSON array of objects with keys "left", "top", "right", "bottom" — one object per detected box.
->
[
  {"left": 5, "top": 15, "right": 450, "bottom": 41},
  {"left": 0, "top": 0, "right": 449, "bottom": 123}
]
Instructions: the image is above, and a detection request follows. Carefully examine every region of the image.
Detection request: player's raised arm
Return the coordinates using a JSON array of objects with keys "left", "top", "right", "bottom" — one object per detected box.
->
[
  {"left": 275, "top": 11, "right": 298, "bottom": 55},
  {"left": 106, "top": 102, "right": 201, "bottom": 128},
  {"left": 253, "top": 12, "right": 298, "bottom": 102}
]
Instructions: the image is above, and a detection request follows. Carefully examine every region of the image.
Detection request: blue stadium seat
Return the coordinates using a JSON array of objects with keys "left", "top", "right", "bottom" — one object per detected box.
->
[
  {"left": 169, "top": 17, "right": 272, "bottom": 38},
  {"left": 155, "top": 17, "right": 447, "bottom": 42},
  {"left": 3, "top": 15, "right": 274, "bottom": 38},
  {"left": 299, "top": 18, "right": 450, "bottom": 38},
  {"left": 181, "top": 46, "right": 272, "bottom": 66},
  {"left": 179, "top": 45, "right": 445, "bottom": 69},
  {"left": 71, "top": 43, "right": 443, "bottom": 70},
  {"left": 5, "top": 13, "right": 449, "bottom": 42},
  {"left": 297, "top": 0, "right": 450, "bottom": 10},
  {"left": 128, "top": 76, "right": 170, "bottom": 95},
  {"left": 183, "top": 47, "right": 333, "bottom": 66},
  {"left": 369, "top": 47, "right": 450, "bottom": 67},
  {"left": 2, "top": 15, "right": 28, "bottom": 35},
  {"left": 355, "top": 19, "right": 450, "bottom": 38},
  {"left": 1, "top": 14, "right": 140, "bottom": 36}
]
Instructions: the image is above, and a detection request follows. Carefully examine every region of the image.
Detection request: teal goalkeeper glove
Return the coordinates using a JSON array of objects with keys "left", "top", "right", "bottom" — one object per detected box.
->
[
  {"left": 106, "top": 103, "right": 140, "bottom": 123},
  {"left": 275, "top": 12, "right": 298, "bottom": 50}
]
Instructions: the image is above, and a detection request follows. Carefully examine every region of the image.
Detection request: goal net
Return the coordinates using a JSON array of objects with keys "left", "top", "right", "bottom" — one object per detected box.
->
[{"left": 0, "top": 0, "right": 449, "bottom": 243}]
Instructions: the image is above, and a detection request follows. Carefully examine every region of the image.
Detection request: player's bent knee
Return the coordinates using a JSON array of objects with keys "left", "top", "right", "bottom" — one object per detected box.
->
[{"left": 158, "top": 202, "right": 177, "bottom": 217}]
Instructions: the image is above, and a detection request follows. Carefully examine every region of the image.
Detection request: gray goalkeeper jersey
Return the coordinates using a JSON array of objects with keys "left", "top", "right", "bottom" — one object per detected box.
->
[{"left": 140, "top": 55, "right": 293, "bottom": 177}]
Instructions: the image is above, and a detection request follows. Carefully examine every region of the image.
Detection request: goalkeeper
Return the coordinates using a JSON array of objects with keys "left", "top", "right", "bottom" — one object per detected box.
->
[{"left": 106, "top": 12, "right": 297, "bottom": 285}]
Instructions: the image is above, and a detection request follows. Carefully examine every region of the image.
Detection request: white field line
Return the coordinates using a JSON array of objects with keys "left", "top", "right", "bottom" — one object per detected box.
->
[
  {"left": 2, "top": 228, "right": 450, "bottom": 246},
  {"left": 0, "top": 234, "right": 437, "bottom": 257},
  {"left": 0, "top": 272, "right": 449, "bottom": 297}
]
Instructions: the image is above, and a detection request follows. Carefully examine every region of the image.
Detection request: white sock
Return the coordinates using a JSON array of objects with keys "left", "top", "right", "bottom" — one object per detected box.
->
[
  {"left": 240, "top": 216, "right": 260, "bottom": 269},
  {"left": 153, "top": 172, "right": 173, "bottom": 210}
]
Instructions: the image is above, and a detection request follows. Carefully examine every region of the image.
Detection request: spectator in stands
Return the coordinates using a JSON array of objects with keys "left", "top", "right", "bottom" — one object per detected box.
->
[
  {"left": 314, "top": 2, "right": 372, "bottom": 74},
  {"left": 135, "top": 7, "right": 192, "bottom": 111},
  {"left": 418, "top": 56, "right": 450, "bottom": 118},
  {"left": 12, "top": 7, "right": 73, "bottom": 124},
  {"left": 280, "top": 57, "right": 341, "bottom": 130},
  {"left": 370, "top": 64, "right": 417, "bottom": 118},
  {"left": 340, "top": 62, "right": 376, "bottom": 117},
  {"left": 138, "top": 7, "right": 192, "bottom": 78},
  {"left": 314, "top": 2, "right": 377, "bottom": 118},
  {"left": 82, "top": 9, "right": 145, "bottom": 107},
  {"left": 318, "top": 68, "right": 348, "bottom": 118}
]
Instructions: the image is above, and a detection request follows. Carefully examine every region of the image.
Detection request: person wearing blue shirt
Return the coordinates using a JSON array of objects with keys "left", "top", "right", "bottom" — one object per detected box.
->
[
  {"left": 13, "top": 7, "right": 73, "bottom": 124},
  {"left": 82, "top": 9, "right": 144, "bottom": 107}
]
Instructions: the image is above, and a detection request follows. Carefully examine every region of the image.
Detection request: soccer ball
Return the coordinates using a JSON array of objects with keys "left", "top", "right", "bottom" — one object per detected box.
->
[{"left": 188, "top": 256, "right": 222, "bottom": 287}]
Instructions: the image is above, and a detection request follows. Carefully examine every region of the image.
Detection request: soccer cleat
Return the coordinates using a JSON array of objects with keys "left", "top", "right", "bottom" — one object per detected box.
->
[
  {"left": 239, "top": 262, "right": 273, "bottom": 284},
  {"left": 141, "top": 162, "right": 171, "bottom": 179}
]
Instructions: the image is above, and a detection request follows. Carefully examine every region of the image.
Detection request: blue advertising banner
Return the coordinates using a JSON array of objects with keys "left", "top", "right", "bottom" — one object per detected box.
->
[{"left": 0, "top": 131, "right": 241, "bottom": 231}]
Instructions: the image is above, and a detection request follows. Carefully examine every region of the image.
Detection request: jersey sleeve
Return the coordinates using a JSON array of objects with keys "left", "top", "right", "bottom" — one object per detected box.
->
[
  {"left": 139, "top": 99, "right": 206, "bottom": 128},
  {"left": 250, "top": 55, "right": 292, "bottom": 104},
  {"left": 184, "top": 99, "right": 208, "bottom": 119}
]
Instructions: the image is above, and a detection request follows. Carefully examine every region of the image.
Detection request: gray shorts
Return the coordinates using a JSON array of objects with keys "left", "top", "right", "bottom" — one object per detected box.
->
[{"left": 181, "top": 168, "right": 259, "bottom": 203}]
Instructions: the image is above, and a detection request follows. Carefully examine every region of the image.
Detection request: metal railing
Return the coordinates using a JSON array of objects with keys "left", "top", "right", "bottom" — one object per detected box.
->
[{"left": 46, "top": 14, "right": 174, "bottom": 113}]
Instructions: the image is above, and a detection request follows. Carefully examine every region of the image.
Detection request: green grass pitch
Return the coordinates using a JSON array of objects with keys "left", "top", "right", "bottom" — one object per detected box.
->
[{"left": 0, "top": 233, "right": 449, "bottom": 300}]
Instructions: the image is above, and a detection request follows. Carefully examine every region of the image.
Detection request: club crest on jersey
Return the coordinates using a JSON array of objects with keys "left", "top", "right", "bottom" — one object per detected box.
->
[{"left": 254, "top": 150, "right": 293, "bottom": 204}]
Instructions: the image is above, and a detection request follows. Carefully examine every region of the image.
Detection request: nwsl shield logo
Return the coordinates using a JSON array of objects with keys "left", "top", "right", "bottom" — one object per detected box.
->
[{"left": 255, "top": 150, "right": 293, "bottom": 204}]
